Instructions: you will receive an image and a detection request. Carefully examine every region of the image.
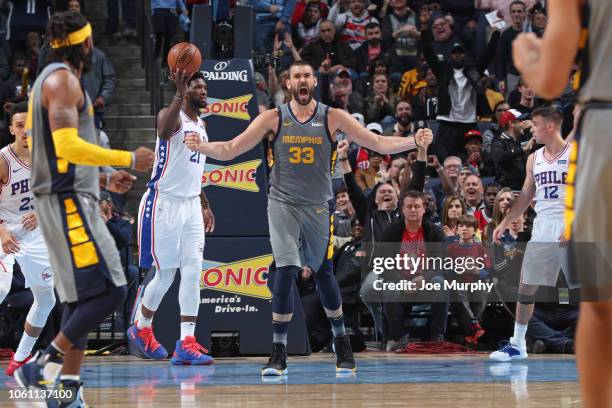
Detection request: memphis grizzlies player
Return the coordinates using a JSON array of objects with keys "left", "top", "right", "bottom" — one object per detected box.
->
[
  {"left": 490, "top": 106, "right": 576, "bottom": 361},
  {"left": 0, "top": 102, "right": 55, "bottom": 377},
  {"left": 130, "top": 70, "right": 215, "bottom": 365},
  {"left": 185, "top": 60, "right": 422, "bottom": 375}
]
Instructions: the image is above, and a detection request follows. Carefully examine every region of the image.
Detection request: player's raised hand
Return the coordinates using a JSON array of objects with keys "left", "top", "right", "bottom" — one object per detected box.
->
[
  {"left": 513, "top": 32, "right": 542, "bottom": 74},
  {"left": 185, "top": 133, "right": 202, "bottom": 151},
  {"left": 21, "top": 212, "right": 37, "bottom": 231},
  {"left": 421, "top": 128, "right": 433, "bottom": 147},
  {"left": 108, "top": 170, "right": 136, "bottom": 193},
  {"left": 0, "top": 229, "right": 19, "bottom": 254},
  {"left": 132, "top": 147, "right": 155, "bottom": 172},
  {"left": 170, "top": 68, "right": 189, "bottom": 97}
]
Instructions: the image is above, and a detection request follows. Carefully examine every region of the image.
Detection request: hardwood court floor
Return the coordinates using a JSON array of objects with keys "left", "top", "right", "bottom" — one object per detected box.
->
[{"left": 0, "top": 353, "right": 593, "bottom": 407}]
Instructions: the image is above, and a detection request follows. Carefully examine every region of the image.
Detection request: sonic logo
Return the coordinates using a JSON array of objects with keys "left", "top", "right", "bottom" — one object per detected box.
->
[
  {"left": 200, "top": 255, "right": 273, "bottom": 299},
  {"left": 200, "top": 94, "right": 252, "bottom": 120},
  {"left": 202, "top": 159, "right": 261, "bottom": 192}
]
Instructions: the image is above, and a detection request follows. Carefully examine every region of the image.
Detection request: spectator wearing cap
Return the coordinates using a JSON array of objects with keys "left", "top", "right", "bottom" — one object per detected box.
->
[
  {"left": 331, "top": 0, "right": 378, "bottom": 50},
  {"left": 381, "top": 0, "right": 420, "bottom": 73},
  {"left": 421, "top": 23, "right": 500, "bottom": 157},
  {"left": 496, "top": 0, "right": 527, "bottom": 96},
  {"left": 426, "top": 11, "right": 475, "bottom": 63},
  {"left": 462, "top": 130, "right": 495, "bottom": 177},
  {"left": 326, "top": 68, "right": 364, "bottom": 113},
  {"left": 292, "top": 0, "right": 324, "bottom": 49},
  {"left": 491, "top": 108, "right": 535, "bottom": 190},
  {"left": 363, "top": 74, "right": 398, "bottom": 125},
  {"left": 300, "top": 19, "right": 358, "bottom": 75},
  {"left": 291, "top": 0, "right": 329, "bottom": 28},
  {"left": 482, "top": 100, "right": 509, "bottom": 153}
]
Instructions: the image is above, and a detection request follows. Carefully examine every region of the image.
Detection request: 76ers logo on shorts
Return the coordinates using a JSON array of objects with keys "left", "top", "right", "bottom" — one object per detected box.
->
[{"left": 41, "top": 268, "right": 52, "bottom": 282}]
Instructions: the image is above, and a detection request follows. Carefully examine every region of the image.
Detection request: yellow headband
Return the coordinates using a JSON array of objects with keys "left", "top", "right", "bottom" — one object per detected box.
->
[{"left": 50, "top": 23, "right": 92, "bottom": 49}]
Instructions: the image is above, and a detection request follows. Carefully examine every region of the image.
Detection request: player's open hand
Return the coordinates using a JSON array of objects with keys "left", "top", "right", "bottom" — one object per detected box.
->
[
  {"left": 108, "top": 170, "right": 136, "bottom": 193},
  {"left": 185, "top": 133, "right": 203, "bottom": 151},
  {"left": 22, "top": 212, "right": 37, "bottom": 231},
  {"left": 0, "top": 230, "right": 19, "bottom": 254},
  {"left": 132, "top": 147, "right": 155, "bottom": 172}
]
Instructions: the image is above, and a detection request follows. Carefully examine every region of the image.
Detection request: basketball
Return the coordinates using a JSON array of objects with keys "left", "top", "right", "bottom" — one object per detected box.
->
[{"left": 167, "top": 42, "right": 202, "bottom": 75}]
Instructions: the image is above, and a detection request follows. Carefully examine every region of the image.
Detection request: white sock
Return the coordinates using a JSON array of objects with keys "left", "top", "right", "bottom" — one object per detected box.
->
[
  {"left": 14, "top": 333, "right": 38, "bottom": 361},
  {"left": 137, "top": 313, "right": 152, "bottom": 329},
  {"left": 60, "top": 375, "right": 80, "bottom": 381},
  {"left": 180, "top": 322, "right": 196, "bottom": 340},
  {"left": 512, "top": 323, "right": 528, "bottom": 345}
]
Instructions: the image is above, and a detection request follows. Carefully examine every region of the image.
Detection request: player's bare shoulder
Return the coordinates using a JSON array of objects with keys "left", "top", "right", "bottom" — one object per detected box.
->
[{"left": 41, "top": 69, "right": 83, "bottom": 108}]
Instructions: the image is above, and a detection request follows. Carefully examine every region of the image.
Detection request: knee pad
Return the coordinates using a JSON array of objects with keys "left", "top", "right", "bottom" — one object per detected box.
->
[
  {"left": 26, "top": 286, "right": 56, "bottom": 327},
  {"left": 272, "top": 265, "right": 298, "bottom": 315},
  {"left": 142, "top": 268, "right": 176, "bottom": 311},
  {"left": 273, "top": 266, "right": 299, "bottom": 297},
  {"left": 518, "top": 293, "right": 535, "bottom": 305},
  {"left": 314, "top": 269, "right": 342, "bottom": 311},
  {"left": 178, "top": 262, "right": 202, "bottom": 316}
]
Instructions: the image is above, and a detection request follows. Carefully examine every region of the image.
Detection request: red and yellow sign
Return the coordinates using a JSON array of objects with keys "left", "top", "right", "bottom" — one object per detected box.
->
[
  {"left": 200, "top": 255, "right": 273, "bottom": 299},
  {"left": 200, "top": 94, "right": 252, "bottom": 120},
  {"left": 201, "top": 159, "right": 261, "bottom": 192}
]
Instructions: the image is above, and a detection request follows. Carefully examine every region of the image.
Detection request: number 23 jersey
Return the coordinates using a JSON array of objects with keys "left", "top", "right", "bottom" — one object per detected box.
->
[
  {"left": 147, "top": 110, "right": 208, "bottom": 198},
  {"left": 0, "top": 145, "right": 34, "bottom": 236}
]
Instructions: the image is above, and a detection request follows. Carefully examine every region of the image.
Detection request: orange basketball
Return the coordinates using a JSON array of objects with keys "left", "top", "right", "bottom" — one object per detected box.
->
[{"left": 167, "top": 42, "right": 202, "bottom": 75}]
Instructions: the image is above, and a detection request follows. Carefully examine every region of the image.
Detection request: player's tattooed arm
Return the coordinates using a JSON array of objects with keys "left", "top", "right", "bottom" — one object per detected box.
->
[
  {"left": 329, "top": 108, "right": 417, "bottom": 154},
  {"left": 185, "top": 109, "right": 278, "bottom": 160}
]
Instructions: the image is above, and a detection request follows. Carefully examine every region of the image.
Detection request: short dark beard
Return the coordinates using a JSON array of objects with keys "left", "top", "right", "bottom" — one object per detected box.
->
[
  {"left": 369, "top": 38, "right": 381, "bottom": 47},
  {"left": 292, "top": 87, "right": 313, "bottom": 106},
  {"left": 398, "top": 116, "right": 411, "bottom": 127},
  {"left": 190, "top": 97, "right": 207, "bottom": 109}
]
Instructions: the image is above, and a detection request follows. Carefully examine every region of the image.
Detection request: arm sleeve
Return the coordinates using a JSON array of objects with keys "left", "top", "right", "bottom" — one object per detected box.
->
[
  {"left": 344, "top": 171, "right": 368, "bottom": 225},
  {"left": 52, "top": 128, "right": 132, "bottom": 167}
]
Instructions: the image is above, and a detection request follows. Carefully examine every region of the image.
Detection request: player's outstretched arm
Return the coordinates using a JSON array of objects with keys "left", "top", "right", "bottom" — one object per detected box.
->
[
  {"left": 329, "top": 108, "right": 417, "bottom": 153},
  {"left": 493, "top": 154, "right": 537, "bottom": 242},
  {"left": 43, "top": 69, "right": 154, "bottom": 172},
  {"left": 512, "top": 0, "right": 581, "bottom": 98},
  {"left": 185, "top": 109, "right": 277, "bottom": 160},
  {"left": 157, "top": 69, "right": 189, "bottom": 140}
]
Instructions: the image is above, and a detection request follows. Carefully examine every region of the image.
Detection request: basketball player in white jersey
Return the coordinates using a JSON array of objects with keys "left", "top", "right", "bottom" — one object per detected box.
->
[
  {"left": 490, "top": 106, "right": 576, "bottom": 361},
  {"left": 0, "top": 102, "right": 56, "bottom": 376},
  {"left": 128, "top": 70, "right": 215, "bottom": 365}
]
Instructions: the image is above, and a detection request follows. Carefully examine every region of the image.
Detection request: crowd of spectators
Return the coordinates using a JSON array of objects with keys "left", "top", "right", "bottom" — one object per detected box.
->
[
  {"left": 252, "top": 0, "right": 579, "bottom": 352},
  {"left": 0, "top": 0, "right": 579, "bottom": 354}
]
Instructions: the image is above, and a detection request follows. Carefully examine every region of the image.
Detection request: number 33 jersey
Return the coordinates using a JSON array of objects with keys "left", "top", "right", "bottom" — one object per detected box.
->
[
  {"left": 0, "top": 145, "right": 35, "bottom": 236},
  {"left": 532, "top": 143, "right": 572, "bottom": 218},
  {"left": 147, "top": 110, "right": 208, "bottom": 198}
]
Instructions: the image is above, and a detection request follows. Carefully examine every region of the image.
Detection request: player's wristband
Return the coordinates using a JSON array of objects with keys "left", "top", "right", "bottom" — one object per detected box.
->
[
  {"left": 106, "top": 172, "right": 111, "bottom": 188},
  {"left": 130, "top": 152, "right": 136, "bottom": 170}
]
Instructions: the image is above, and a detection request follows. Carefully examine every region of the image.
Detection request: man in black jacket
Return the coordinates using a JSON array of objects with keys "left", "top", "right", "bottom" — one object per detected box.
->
[
  {"left": 300, "top": 20, "right": 358, "bottom": 74},
  {"left": 421, "top": 23, "right": 499, "bottom": 157},
  {"left": 490, "top": 108, "right": 535, "bottom": 190}
]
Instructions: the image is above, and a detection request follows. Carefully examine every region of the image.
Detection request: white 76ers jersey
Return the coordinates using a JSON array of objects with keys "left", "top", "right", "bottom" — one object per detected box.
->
[
  {"left": 147, "top": 110, "right": 208, "bottom": 198},
  {"left": 0, "top": 146, "right": 34, "bottom": 234},
  {"left": 532, "top": 143, "right": 572, "bottom": 218}
]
